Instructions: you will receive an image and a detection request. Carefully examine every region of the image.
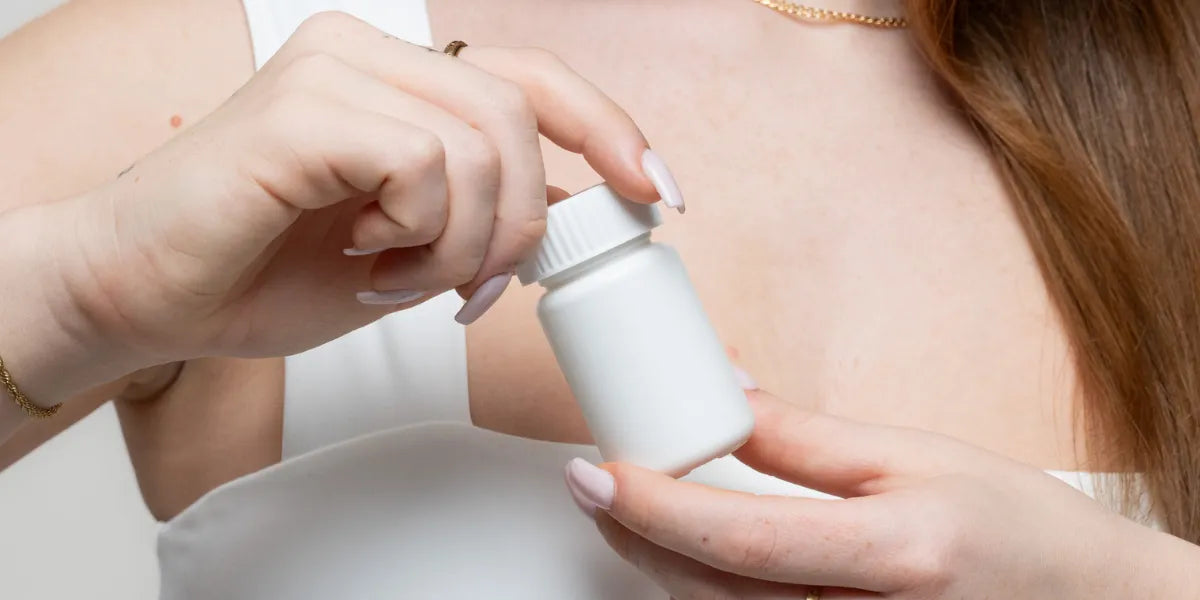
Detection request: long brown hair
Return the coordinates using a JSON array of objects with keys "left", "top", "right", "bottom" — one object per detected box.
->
[{"left": 906, "top": 0, "right": 1200, "bottom": 541}]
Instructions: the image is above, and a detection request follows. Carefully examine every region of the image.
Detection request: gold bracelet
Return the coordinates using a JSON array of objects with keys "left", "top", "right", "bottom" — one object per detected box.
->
[{"left": 0, "top": 354, "right": 61, "bottom": 419}]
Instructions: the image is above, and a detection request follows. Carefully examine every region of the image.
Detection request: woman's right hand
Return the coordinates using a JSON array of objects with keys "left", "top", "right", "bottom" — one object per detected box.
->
[{"left": 3, "top": 11, "right": 682, "bottom": 397}]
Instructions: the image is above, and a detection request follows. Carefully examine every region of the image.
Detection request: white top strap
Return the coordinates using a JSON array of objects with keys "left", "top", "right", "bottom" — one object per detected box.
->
[
  {"left": 283, "top": 296, "right": 471, "bottom": 459},
  {"left": 242, "top": 0, "right": 434, "bottom": 69}
]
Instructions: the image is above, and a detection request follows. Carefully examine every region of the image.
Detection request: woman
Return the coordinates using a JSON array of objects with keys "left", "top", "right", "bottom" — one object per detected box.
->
[{"left": 1, "top": 0, "right": 1197, "bottom": 597}]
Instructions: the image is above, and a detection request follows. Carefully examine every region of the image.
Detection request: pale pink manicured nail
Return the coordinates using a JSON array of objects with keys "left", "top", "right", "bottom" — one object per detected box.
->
[
  {"left": 356, "top": 289, "right": 426, "bottom": 305},
  {"left": 344, "top": 247, "right": 385, "bottom": 256},
  {"left": 641, "top": 149, "right": 686, "bottom": 214},
  {"left": 733, "top": 366, "right": 759, "bottom": 390},
  {"left": 454, "top": 273, "right": 512, "bottom": 325},
  {"left": 566, "top": 471, "right": 599, "bottom": 517},
  {"left": 564, "top": 458, "right": 614, "bottom": 516}
]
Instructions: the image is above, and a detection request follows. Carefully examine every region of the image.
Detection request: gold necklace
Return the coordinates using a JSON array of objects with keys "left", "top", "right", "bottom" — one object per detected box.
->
[{"left": 751, "top": 0, "right": 909, "bottom": 29}]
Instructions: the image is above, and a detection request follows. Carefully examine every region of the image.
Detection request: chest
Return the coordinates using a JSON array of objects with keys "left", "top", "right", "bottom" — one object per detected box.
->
[{"left": 433, "top": 0, "right": 1082, "bottom": 466}]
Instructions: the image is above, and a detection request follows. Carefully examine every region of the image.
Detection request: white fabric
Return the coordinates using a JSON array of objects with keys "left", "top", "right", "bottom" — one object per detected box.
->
[
  {"left": 155, "top": 1, "right": 1114, "bottom": 598},
  {"left": 283, "top": 293, "right": 469, "bottom": 459},
  {"left": 156, "top": 420, "right": 1104, "bottom": 599},
  {"left": 160, "top": 423, "right": 656, "bottom": 599},
  {"left": 241, "top": 0, "right": 433, "bottom": 70}
]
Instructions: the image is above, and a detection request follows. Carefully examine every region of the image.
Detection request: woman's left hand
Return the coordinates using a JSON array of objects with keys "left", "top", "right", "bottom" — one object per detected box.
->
[{"left": 565, "top": 389, "right": 1181, "bottom": 599}]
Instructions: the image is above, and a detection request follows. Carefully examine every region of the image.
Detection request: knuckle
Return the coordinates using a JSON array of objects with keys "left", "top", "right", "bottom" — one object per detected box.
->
[
  {"left": 499, "top": 213, "right": 548, "bottom": 263},
  {"left": 444, "top": 260, "right": 482, "bottom": 287},
  {"left": 515, "top": 46, "right": 569, "bottom": 72},
  {"left": 429, "top": 249, "right": 483, "bottom": 287},
  {"left": 448, "top": 131, "right": 501, "bottom": 187},
  {"left": 897, "top": 536, "right": 952, "bottom": 590},
  {"left": 718, "top": 517, "right": 781, "bottom": 574},
  {"left": 399, "top": 214, "right": 444, "bottom": 247},
  {"left": 407, "top": 131, "right": 447, "bottom": 172},
  {"left": 893, "top": 492, "right": 960, "bottom": 588},
  {"left": 262, "top": 92, "right": 323, "bottom": 136},
  {"left": 487, "top": 80, "right": 535, "bottom": 123},
  {"left": 293, "top": 11, "right": 356, "bottom": 43},
  {"left": 276, "top": 52, "right": 341, "bottom": 89}
]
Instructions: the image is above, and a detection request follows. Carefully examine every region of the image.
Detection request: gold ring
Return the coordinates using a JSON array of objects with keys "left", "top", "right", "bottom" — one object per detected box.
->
[
  {"left": 443, "top": 40, "right": 468, "bottom": 57},
  {"left": 806, "top": 588, "right": 822, "bottom": 600}
]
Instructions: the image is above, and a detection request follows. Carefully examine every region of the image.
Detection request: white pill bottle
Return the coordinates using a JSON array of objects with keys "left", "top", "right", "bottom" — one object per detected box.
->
[{"left": 517, "top": 184, "right": 754, "bottom": 475}]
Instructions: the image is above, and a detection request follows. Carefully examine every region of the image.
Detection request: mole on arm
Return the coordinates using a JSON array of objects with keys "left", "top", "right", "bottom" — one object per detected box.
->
[{"left": 170, "top": 114, "right": 183, "bottom": 129}]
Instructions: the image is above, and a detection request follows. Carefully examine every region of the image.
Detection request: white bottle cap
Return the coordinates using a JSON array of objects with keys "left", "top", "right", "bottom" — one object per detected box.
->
[{"left": 517, "top": 184, "right": 663, "bottom": 285}]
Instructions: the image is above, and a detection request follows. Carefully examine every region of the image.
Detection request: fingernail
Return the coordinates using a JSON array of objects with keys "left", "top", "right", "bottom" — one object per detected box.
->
[
  {"left": 641, "top": 148, "right": 686, "bottom": 214},
  {"left": 356, "top": 289, "right": 426, "bottom": 305},
  {"left": 454, "top": 273, "right": 512, "bottom": 325},
  {"left": 566, "top": 474, "right": 599, "bottom": 517},
  {"left": 733, "top": 366, "right": 759, "bottom": 390},
  {"left": 564, "top": 458, "right": 614, "bottom": 517},
  {"left": 344, "top": 247, "right": 385, "bottom": 256}
]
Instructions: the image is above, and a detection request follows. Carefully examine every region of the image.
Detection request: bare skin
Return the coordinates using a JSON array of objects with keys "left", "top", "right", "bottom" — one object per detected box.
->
[{"left": 0, "top": 0, "right": 1084, "bottom": 520}]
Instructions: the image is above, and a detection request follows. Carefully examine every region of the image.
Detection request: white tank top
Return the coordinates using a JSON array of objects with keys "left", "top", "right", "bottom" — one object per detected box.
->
[{"left": 155, "top": 2, "right": 1110, "bottom": 598}]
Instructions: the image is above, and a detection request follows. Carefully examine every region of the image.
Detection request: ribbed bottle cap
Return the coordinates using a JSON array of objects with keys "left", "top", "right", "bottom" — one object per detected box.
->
[{"left": 517, "top": 183, "right": 662, "bottom": 285}]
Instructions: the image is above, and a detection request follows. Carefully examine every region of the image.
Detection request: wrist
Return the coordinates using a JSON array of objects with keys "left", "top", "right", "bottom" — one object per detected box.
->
[{"left": 0, "top": 195, "right": 153, "bottom": 407}]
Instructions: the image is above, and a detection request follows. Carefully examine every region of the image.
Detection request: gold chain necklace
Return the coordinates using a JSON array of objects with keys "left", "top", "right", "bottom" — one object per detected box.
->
[{"left": 751, "top": 0, "right": 908, "bottom": 29}]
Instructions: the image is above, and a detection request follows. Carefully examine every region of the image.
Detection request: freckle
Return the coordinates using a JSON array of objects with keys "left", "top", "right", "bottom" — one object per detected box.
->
[
  {"left": 725, "top": 345, "right": 740, "bottom": 360},
  {"left": 170, "top": 114, "right": 183, "bottom": 129},
  {"left": 701, "top": 536, "right": 710, "bottom": 544},
  {"left": 134, "top": 176, "right": 141, "bottom": 183}
]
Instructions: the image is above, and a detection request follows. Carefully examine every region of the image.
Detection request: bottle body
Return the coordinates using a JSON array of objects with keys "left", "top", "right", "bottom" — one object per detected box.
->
[{"left": 536, "top": 237, "right": 754, "bottom": 475}]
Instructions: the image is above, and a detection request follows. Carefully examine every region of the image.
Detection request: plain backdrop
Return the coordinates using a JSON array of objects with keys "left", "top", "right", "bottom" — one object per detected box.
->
[{"left": 0, "top": 2, "right": 161, "bottom": 599}]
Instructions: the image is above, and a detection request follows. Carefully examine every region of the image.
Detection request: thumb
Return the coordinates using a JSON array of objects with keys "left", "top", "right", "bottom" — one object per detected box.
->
[{"left": 734, "top": 385, "right": 981, "bottom": 498}]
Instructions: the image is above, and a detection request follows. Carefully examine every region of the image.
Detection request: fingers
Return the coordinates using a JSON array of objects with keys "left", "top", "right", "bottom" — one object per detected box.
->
[
  {"left": 265, "top": 53, "right": 506, "bottom": 316},
  {"left": 735, "top": 391, "right": 984, "bottom": 498},
  {"left": 573, "top": 459, "right": 903, "bottom": 591},
  {"left": 275, "top": 13, "right": 678, "bottom": 304},
  {"left": 245, "top": 93, "right": 448, "bottom": 225},
  {"left": 274, "top": 15, "right": 539, "bottom": 301},
  {"left": 267, "top": 52, "right": 498, "bottom": 260},
  {"left": 263, "top": 50, "right": 507, "bottom": 302},
  {"left": 594, "top": 513, "right": 872, "bottom": 600},
  {"left": 457, "top": 46, "right": 660, "bottom": 205},
  {"left": 248, "top": 92, "right": 501, "bottom": 305},
  {"left": 280, "top": 13, "right": 655, "bottom": 203},
  {"left": 215, "top": 92, "right": 462, "bottom": 309},
  {"left": 347, "top": 136, "right": 448, "bottom": 251}
]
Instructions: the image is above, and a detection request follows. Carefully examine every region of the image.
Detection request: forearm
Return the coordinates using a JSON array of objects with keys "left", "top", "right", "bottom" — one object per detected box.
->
[
  {"left": 0, "top": 0, "right": 251, "bottom": 440},
  {"left": 117, "top": 356, "right": 283, "bottom": 521}
]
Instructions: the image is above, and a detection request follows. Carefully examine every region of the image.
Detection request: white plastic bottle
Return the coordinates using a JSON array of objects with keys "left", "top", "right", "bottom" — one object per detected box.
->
[{"left": 517, "top": 184, "right": 754, "bottom": 475}]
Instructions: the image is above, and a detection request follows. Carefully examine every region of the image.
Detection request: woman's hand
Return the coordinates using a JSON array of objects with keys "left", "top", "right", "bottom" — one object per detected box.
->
[
  {"left": 2, "top": 11, "right": 681, "bottom": 397},
  {"left": 564, "top": 389, "right": 1197, "bottom": 599}
]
